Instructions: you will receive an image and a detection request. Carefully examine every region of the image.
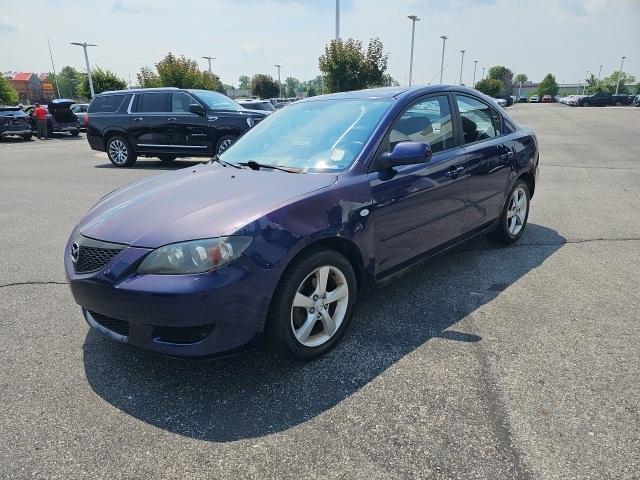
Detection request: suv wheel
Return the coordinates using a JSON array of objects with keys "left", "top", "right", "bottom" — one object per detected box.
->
[
  {"left": 107, "top": 135, "right": 137, "bottom": 167},
  {"left": 70, "top": 129, "right": 79, "bottom": 136},
  {"left": 268, "top": 247, "right": 356, "bottom": 359},
  {"left": 488, "top": 180, "right": 530, "bottom": 244},
  {"left": 22, "top": 133, "right": 32, "bottom": 141},
  {"left": 216, "top": 135, "right": 237, "bottom": 155}
]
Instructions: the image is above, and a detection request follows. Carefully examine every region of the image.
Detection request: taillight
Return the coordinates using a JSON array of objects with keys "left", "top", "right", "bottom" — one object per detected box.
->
[{"left": 84, "top": 114, "right": 89, "bottom": 128}]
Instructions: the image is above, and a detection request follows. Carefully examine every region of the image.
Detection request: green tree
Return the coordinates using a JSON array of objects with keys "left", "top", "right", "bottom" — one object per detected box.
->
[
  {"left": 251, "top": 74, "right": 279, "bottom": 99},
  {"left": 284, "top": 76, "right": 300, "bottom": 97},
  {"left": 488, "top": 65, "right": 514, "bottom": 95},
  {"left": 318, "top": 37, "right": 388, "bottom": 93},
  {"left": 636, "top": 83, "right": 640, "bottom": 94},
  {"left": 137, "top": 53, "right": 224, "bottom": 92},
  {"left": 585, "top": 73, "right": 608, "bottom": 94},
  {"left": 537, "top": 73, "right": 559, "bottom": 97},
  {"left": 306, "top": 86, "right": 317, "bottom": 97},
  {"left": 238, "top": 75, "right": 251, "bottom": 90},
  {"left": 474, "top": 78, "right": 503, "bottom": 97},
  {"left": 0, "top": 75, "right": 19, "bottom": 104},
  {"left": 514, "top": 73, "right": 528, "bottom": 83},
  {"left": 605, "top": 70, "right": 636, "bottom": 94},
  {"left": 53, "top": 66, "right": 83, "bottom": 99},
  {"left": 77, "top": 67, "right": 127, "bottom": 99},
  {"left": 137, "top": 66, "right": 160, "bottom": 88}
]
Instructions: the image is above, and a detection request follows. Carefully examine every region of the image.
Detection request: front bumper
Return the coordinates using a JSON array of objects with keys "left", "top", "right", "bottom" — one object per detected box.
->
[
  {"left": 1, "top": 128, "right": 31, "bottom": 137},
  {"left": 65, "top": 235, "right": 277, "bottom": 357}
]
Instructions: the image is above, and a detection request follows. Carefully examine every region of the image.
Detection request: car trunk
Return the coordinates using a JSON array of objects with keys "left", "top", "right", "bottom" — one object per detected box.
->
[{"left": 48, "top": 101, "right": 77, "bottom": 123}]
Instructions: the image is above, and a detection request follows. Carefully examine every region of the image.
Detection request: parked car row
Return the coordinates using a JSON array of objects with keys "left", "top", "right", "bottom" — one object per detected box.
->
[
  {"left": 558, "top": 92, "right": 635, "bottom": 107},
  {"left": 0, "top": 100, "right": 83, "bottom": 142},
  {"left": 0, "top": 106, "right": 32, "bottom": 140}
]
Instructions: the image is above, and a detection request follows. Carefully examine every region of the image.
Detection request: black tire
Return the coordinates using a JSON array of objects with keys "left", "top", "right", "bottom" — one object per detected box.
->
[
  {"left": 488, "top": 180, "right": 530, "bottom": 244},
  {"left": 583, "top": 101, "right": 590, "bottom": 107},
  {"left": 158, "top": 155, "right": 177, "bottom": 163},
  {"left": 70, "top": 129, "right": 79, "bottom": 136},
  {"left": 22, "top": 134, "right": 32, "bottom": 141},
  {"left": 268, "top": 247, "right": 357, "bottom": 360},
  {"left": 216, "top": 135, "right": 237, "bottom": 155},
  {"left": 106, "top": 135, "right": 137, "bottom": 167}
]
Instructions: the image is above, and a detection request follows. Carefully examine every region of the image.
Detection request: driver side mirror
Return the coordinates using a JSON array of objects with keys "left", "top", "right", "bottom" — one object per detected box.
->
[
  {"left": 381, "top": 141, "right": 432, "bottom": 168},
  {"left": 188, "top": 103, "right": 205, "bottom": 116}
]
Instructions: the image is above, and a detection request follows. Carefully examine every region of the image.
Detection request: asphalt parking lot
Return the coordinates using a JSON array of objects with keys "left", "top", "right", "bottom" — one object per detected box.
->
[{"left": 1, "top": 103, "right": 639, "bottom": 479}]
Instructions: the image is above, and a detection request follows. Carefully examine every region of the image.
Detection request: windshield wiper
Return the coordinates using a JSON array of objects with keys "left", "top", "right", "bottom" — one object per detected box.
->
[
  {"left": 209, "top": 155, "right": 242, "bottom": 169},
  {"left": 241, "top": 160, "right": 305, "bottom": 174}
]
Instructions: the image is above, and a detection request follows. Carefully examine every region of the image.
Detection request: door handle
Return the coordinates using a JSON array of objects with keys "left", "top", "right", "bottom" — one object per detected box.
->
[
  {"left": 133, "top": 117, "right": 143, "bottom": 122},
  {"left": 446, "top": 166, "right": 465, "bottom": 178},
  {"left": 500, "top": 150, "right": 514, "bottom": 160},
  {"left": 167, "top": 117, "right": 177, "bottom": 121}
]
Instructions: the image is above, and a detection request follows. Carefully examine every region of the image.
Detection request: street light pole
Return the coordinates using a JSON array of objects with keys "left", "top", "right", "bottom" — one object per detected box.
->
[
  {"left": 70, "top": 42, "right": 97, "bottom": 98},
  {"left": 598, "top": 64, "right": 603, "bottom": 80},
  {"left": 458, "top": 50, "right": 465, "bottom": 85},
  {"left": 335, "top": 0, "right": 340, "bottom": 40},
  {"left": 274, "top": 64, "right": 283, "bottom": 97},
  {"left": 201, "top": 56, "right": 215, "bottom": 77},
  {"left": 472, "top": 60, "right": 478, "bottom": 87},
  {"left": 583, "top": 71, "right": 589, "bottom": 94},
  {"left": 439, "top": 35, "right": 448, "bottom": 84},
  {"left": 46, "top": 39, "right": 61, "bottom": 98},
  {"left": 614, "top": 56, "right": 626, "bottom": 95},
  {"left": 482, "top": 67, "right": 486, "bottom": 80},
  {"left": 407, "top": 15, "right": 420, "bottom": 86}
]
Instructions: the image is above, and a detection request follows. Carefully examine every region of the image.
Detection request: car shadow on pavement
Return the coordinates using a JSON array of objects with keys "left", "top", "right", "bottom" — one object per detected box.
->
[
  {"left": 94, "top": 160, "right": 205, "bottom": 170},
  {"left": 83, "top": 223, "right": 565, "bottom": 442}
]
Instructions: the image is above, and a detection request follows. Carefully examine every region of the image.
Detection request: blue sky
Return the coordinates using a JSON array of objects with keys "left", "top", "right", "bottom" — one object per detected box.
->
[{"left": 1, "top": 0, "right": 638, "bottom": 87}]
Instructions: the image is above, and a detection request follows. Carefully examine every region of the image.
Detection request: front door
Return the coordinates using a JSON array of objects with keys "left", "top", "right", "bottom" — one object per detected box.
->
[
  {"left": 369, "top": 94, "right": 468, "bottom": 274},
  {"left": 170, "top": 91, "right": 211, "bottom": 154},
  {"left": 129, "top": 91, "right": 171, "bottom": 152}
]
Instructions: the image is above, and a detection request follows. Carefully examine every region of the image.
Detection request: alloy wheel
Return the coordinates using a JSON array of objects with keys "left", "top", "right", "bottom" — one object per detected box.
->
[
  {"left": 108, "top": 139, "right": 128, "bottom": 165},
  {"left": 290, "top": 265, "right": 349, "bottom": 347},
  {"left": 507, "top": 186, "right": 527, "bottom": 236},
  {"left": 218, "top": 138, "right": 234, "bottom": 154}
]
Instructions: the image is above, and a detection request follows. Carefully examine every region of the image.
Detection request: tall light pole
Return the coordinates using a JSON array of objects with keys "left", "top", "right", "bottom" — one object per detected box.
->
[
  {"left": 407, "top": 15, "right": 420, "bottom": 86},
  {"left": 614, "top": 56, "right": 626, "bottom": 95},
  {"left": 482, "top": 67, "right": 486, "bottom": 80},
  {"left": 70, "top": 42, "right": 97, "bottom": 98},
  {"left": 46, "top": 39, "right": 61, "bottom": 98},
  {"left": 439, "top": 35, "right": 448, "bottom": 84},
  {"left": 583, "top": 70, "right": 589, "bottom": 94},
  {"left": 472, "top": 60, "right": 478, "bottom": 87},
  {"left": 458, "top": 50, "right": 466, "bottom": 85},
  {"left": 274, "top": 64, "right": 283, "bottom": 97},
  {"left": 201, "top": 56, "right": 215, "bottom": 77},
  {"left": 598, "top": 64, "right": 603, "bottom": 80},
  {"left": 335, "top": 0, "right": 340, "bottom": 40}
]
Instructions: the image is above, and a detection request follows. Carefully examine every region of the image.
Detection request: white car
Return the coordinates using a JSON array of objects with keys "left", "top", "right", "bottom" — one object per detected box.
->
[
  {"left": 566, "top": 95, "right": 585, "bottom": 106},
  {"left": 529, "top": 95, "right": 539, "bottom": 103},
  {"left": 494, "top": 98, "right": 507, "bottom": 107}
]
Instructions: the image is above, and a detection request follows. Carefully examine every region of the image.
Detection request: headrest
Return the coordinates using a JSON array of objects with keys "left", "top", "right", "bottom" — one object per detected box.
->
[{"left": 461, "top": 115, "right": 477, "bottom": 134}]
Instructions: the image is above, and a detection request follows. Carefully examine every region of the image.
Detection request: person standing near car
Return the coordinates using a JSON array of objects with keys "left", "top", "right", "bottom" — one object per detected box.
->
[{"left": 34, "top": 103, "right": 48, "bottom": 139}]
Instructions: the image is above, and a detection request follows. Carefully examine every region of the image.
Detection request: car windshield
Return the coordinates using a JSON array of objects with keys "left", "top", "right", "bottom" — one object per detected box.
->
[
  {"left": 189, "top": 90, "right": 242, "bottom": 111},
  {"left": 220, "top": 98, "right": 392, "bottom": 172}
]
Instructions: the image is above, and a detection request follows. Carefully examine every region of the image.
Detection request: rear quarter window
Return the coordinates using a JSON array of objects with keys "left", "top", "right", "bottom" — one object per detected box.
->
[{"left": 88, "top": 94, "right": 129, "bottom": 113}]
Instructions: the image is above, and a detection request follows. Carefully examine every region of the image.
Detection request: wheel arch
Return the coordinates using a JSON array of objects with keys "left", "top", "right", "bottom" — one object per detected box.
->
[
  {"left": 102, "top": 128, "right": 130, "bottom": 150},
  {"left": 517, "top": 171, "right": 536, "bottom": 198}
]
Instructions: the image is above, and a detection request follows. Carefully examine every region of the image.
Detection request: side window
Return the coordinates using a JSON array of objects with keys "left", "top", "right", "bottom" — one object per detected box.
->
[
  {"left": 88, "top": 94, "right": 128, "bottom": 113},
  {"left": 389, "top": 95, "right": 454, "bottom": 154},
  {"left": 139, "top": 93, "right": 168, "bottom": 113},
  {"left": 455, "top": 95, "right": 497, "bottom": 144},
  {"left": 172, "top": 92, "right": 196, "bottom": 113}
]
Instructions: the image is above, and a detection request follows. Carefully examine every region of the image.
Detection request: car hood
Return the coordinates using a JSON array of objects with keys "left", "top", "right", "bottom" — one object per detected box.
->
[{"left": 79, "top": 164, "right": 338, "bottom": 248}]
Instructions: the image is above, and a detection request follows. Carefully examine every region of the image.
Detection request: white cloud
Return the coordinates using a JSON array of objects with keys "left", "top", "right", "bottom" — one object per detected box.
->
[{"left": 0, "top": 14, "right": 22, "bottom": 32}]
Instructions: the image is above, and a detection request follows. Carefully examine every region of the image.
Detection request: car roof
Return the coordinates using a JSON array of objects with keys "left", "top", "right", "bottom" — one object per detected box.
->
[
  {"left": 95, "top": 87, "right": 181, "bottom": 96},
  {"left": 299, "top": 85, "right": 487, "bottom": 103}
]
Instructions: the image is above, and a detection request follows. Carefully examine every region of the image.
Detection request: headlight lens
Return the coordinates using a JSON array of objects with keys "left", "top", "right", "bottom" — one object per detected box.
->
[{"left": 138, "top": 237, "right": 252, "bottom": 275}]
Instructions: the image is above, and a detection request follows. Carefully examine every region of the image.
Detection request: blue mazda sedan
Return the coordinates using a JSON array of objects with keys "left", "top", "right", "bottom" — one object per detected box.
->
[{"left": 66, "top": 86, "right": 538, "bottom": 359}]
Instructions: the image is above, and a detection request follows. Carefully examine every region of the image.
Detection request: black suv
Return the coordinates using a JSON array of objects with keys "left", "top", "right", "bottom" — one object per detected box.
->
[
  {"left": 0, "top": 106, "right": 32, "bottom": 141},
  {"left": 86, "top": 88, "right": 268, "bottom": 167}
]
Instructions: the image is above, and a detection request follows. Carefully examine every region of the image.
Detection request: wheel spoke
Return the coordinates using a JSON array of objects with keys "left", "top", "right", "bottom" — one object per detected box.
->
[
  {"left": 320, "top": 310, "right": 336, "bottom": 336},
  {"left": 316, "top": 266, "right": 330, "bottom": 295},
  {"left": 293, "top": 292, "right": 314, "bottom": 308},
  {"left": 517, "top": 193, "right": 526, "bottom": 209},
  {"left": 325, "top": 283, "right": 348, "bottom": 303},
  {"left": 295, "top": 314, "right": 316, "bottom": 343}
]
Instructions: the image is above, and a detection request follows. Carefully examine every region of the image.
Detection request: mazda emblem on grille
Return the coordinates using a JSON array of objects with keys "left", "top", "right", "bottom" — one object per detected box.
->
[{"left": 71, "top": 242, "right": 80, "bottom": 264}]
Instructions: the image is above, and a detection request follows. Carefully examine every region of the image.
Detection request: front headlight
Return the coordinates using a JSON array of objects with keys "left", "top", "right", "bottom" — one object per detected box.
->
[{"left": 138, "top": 237, "right": 252, "bottom": 275}]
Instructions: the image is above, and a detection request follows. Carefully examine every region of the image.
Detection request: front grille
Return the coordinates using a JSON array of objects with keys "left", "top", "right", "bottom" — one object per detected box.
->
[
  {"left": 75, "top": 245, "right": 123, "bottom": 273},
  {"left": 152, "top": 324, "right": 215, "bottom": 344},
  {"left": 90, "top": 311, "right": 129, "bottom": 337}
]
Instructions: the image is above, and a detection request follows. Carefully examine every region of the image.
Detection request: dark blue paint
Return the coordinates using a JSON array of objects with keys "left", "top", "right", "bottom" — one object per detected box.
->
[{"left": 66, "top": 85, "right": 539, "bottom": 357}]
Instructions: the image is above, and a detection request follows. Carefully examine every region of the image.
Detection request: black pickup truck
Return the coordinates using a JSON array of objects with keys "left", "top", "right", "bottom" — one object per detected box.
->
[{"left": 577, "top": 92, "right": 633, "bottom": 107}]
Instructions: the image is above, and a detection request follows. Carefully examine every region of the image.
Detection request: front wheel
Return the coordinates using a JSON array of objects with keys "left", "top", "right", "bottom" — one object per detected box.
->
[
  {"left": 488, "top": 180, "right": 530, "bottom": 244},
  {"left": 107, "top": 135, "right": 137, "bottom": 167},
  {"left": 216, "top": 135, "right": 237, "bottom": 155},
  {"left": 268, "top": 248, "right": 357, "bottom": 359},
  {"left": 22, "top": 133, "right": 32, "bottom": 141},
  {"left": 70, "top": 130, "right": 79, "bottom": 136}
]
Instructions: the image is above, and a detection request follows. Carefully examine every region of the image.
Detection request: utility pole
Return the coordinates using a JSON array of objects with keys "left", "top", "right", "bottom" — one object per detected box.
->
[
  {"left": 583, "top": 71, "right": 589, "bottom": 94},
  {"left": 46, "top": 39, "right": 61, "bottom": 98},
  {"left": 407, "top": 15, "right": 420, "bottom": 86},
  {"left": 459, "top": 50, "right": 465, "bottom": 85},
  {"left": 598, "top": 64, "right": 603, "bottom": 80},
  {"left": 439, "top": 36, "right": 448, "bottom": 84},
  {"left": 202, "top": 56, "right": 215, "bottom": 77},
  {"left": 472, "top": 60, "right": 478, "bottom": 87},
  {"left": 70, "top": 42, "right": 97, "bottom": 98},
  {"left": 335, "top": 0, "right": 340, "bottom": 40},
  {"left": 274, "top": 64, "right": 283, "bottom": 97},
  {"left": 614, "top": 56, "right": 626, "bottom": 95}
]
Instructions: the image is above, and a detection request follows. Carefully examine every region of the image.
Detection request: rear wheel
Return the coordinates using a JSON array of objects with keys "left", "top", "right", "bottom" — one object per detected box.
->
[
  {"left": 216, "top": 135, "right": 237, "bottom": 155},
  {"left": 70, "top": 129, "right": 79, "bottom": 136},
  {"left": 158, "top": 155, "right": 177, "bottom": 164},
  {"left": 106, "top": 135, "right": 137, "bottom": 167},
  {"left": 22, "top": 133, "right": 32, "bottom": 141},
  {"left": 268, "top": 247, "right": 356, "bottom": 359},
  {"left": 488, "top": 180, "right": 530, "bottom": 244}
]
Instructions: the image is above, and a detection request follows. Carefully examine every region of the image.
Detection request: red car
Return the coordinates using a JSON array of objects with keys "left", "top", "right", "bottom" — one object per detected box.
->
[{"left": 542, "top": 95, "right": 552, "bottom": 103}]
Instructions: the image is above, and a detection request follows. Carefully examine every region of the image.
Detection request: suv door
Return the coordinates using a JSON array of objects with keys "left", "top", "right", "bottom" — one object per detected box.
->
[
  {"left": 170, "top": 91, "right": 211, "bottom": 154},
  {"left": 454, "top": 94, "right": 513, "bottom": 230},
  {"left": 129, "top": 92, "right": 171, "bottom": 152},
  {"left": 369, "top": 94, "right": 468, "bottom": 273}
]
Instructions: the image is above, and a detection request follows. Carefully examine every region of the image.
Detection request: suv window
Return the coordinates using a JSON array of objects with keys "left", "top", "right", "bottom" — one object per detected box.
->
[
  {"left": 172, "top": 92, "right": 197, "bottom": 113},
  {"left": 140, "top": 93, "right": 169, "bottom": 113},
  {"left": 88, "top": 94, "right": 127, "bottom": 113},
  {"left": 389, "top": 95, "right": 454, "bottom": 154},
  {"left": 455, "top": 95, "right": 497, "bottom": 143}
]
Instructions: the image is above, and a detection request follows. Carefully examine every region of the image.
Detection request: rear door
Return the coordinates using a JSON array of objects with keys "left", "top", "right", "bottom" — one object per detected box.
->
[
  {"left": 129, "top": 92, "right": 171, "bottom": 152},
  {"left": 170, "top": 91, "right": 211, "bottom": 154},
  {"left": 454, "top": 94, "right": 513, "bottom": 230}
]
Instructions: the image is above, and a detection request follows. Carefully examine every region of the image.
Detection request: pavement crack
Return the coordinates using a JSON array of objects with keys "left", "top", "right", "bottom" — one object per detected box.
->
[{"left": 0, "top": 281, "right": 67, "bottom": 289}]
